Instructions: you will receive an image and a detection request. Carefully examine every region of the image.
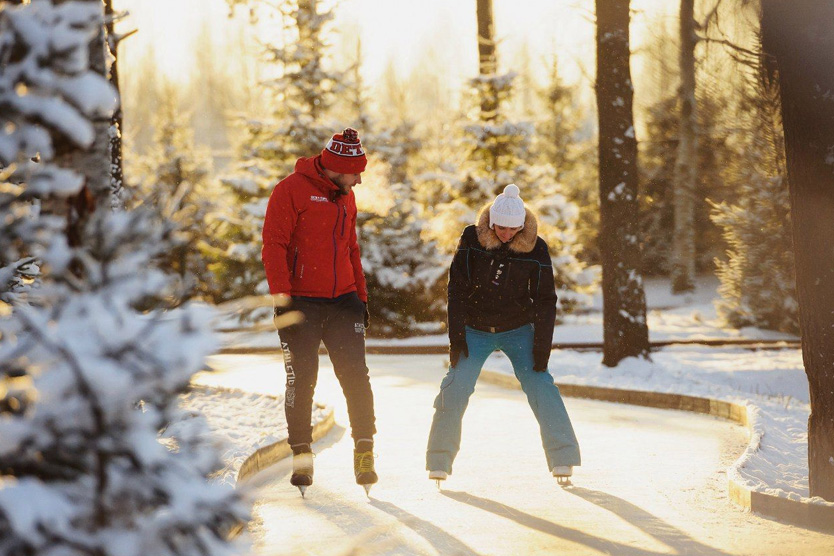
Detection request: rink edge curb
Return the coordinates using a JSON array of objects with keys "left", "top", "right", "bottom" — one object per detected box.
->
[
  {"left": 479, "top": 368, "right": 834, "bottom": 534},
  {"left": 236, "top": 407, "right": 336, "bottom": 484}
]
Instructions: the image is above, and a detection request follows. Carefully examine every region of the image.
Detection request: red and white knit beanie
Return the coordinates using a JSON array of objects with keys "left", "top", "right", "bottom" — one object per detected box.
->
[
  {"left": 321, "top": 128, "right": 367, "bottom": 174},
  {"left": 489, "top": 184, "right": 526, "bottom": 229}
]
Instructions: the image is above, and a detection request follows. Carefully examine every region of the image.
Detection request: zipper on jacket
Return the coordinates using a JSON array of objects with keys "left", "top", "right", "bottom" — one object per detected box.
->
[
  {"left": 332, "top": 202, "right": 339, "bottom": 297},
  {"left": 292, "top": 248, "right": 299, "bottom": 277},
  {"left": 341, "top": 205, "right": 347, "bottom": 237}
]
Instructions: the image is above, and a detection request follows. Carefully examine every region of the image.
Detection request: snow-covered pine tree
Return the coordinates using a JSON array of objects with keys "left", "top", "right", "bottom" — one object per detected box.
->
[
  {"left": 0, "top": 2, "right": 248, "bottom": 553},
  {"left": 338, "top": 41, "right": 447, "bottom": 335},
  {"left": 418, "top": 70, "right": 597, "bottom": 314},
  {"left": 709, "top": 64, "right": 797, "bottom": 334},
  {"left": 533, "top": 55, "right": 600, "bottom": 266},
  {"left": 216, "top": 0, "right": 342, "bottom": 316},
  {"left": 357, "top": 179, "right": 447, "bottom": 336},
  {"left": 129, "top": 86, "right": 221, "bottom": 305}
]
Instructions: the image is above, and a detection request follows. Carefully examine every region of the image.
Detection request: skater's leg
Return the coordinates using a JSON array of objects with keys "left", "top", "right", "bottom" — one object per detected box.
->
[
  {"left": 426, "top": 328, "right": 494, "bottom": 474},
  {"left": 321, "top": 293, "right": 376, "bottom": 443},
  {"left": 278, "top": 299, "right": 324, "bottom": 449},
  {"left": 500, "top": 324, "right": 581, "bottom": 470}
]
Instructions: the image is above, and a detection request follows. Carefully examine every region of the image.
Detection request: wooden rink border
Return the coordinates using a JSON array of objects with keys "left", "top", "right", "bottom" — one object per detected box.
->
[
  {"left": 219, "top": 337, "right": 801, "bottom": 356},
  {"left": 479, "top": 368, "right": 834, "bottom": 534}
]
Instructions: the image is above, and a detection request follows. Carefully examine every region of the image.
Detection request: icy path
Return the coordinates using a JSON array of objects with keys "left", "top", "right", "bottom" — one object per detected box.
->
[{"left": 219, "top": 354, "right": 833, "bottom": 555}]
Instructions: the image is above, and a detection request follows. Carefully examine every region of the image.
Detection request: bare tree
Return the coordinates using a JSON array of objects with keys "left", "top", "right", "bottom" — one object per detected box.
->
[
  {"left": 476, "top": 0, "right": 497, "bottom": 121},
  {"left": 761, "top": 0, "right": 834, "bottom": 502},
  {"left": 595, "top": 0, "right": 650, "bottom": 366},
  {"left": 670, "top": 0, "right": 698, "bottom": 293}
]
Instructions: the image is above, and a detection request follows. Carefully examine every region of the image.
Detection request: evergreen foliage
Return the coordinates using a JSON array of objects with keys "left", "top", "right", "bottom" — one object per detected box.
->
[
  {"left": 419, "top": 71, "right": 598, "bottom": 314},
  {"left": 640, "top": 93, "right": 734, "bottom": 276},
  {"left": 217, "top": 0, "right": 342, "bottom": 313},
  {"left": 129, "top": 88, "right": 221, "bottom": 305},
  {"left": 710, "top": 69, "right": 798, "bottom": 334},
  {"left": 0, "top": 3, "right": 247, "bottom": 553}
]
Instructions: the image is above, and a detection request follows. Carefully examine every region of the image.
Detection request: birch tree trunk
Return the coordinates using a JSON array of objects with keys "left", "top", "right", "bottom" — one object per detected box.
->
[
  {"left": 671, "top": 0, "right": 697, "bottom": 293},
  {"left": 761, "top": 0, "right": 834, "bottom": 502},
  {"left": 595, "top": 0, "right": 651, "bottom": 366}
]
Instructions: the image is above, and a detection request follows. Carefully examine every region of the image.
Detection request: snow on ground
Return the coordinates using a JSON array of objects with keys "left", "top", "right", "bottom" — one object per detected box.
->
[
  {"left": 197, "top": 276, "right": 825, "bottom": 508},
  {"left": 177, "top": 381, "right": 329, "bottom": 485}
]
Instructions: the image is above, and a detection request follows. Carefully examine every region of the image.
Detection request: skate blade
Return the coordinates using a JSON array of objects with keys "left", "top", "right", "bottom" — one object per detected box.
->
[
  {"left": 297, "top": 485, "right": 308, "bottom": 498},
  {"left": 556, "top": 477, "right": 572, "bottom": 487},
  {"left": 362, "top": 484, "right": 372, "bottom": 497},
  {"left": 435, "top": 479, "right": 443, "bottom": 491}
]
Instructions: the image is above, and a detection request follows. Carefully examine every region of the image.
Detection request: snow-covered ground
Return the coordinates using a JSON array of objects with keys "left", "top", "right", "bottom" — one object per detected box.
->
[{"left": 196, "top": 276, "right": 826, "bottom": 510}]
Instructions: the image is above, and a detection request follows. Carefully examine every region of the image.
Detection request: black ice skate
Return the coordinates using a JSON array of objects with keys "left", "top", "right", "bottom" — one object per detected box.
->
[
  {"left": 353, "top": 449, "right": 378, "bottom": 496},
  {"left": 552, "top": 465, "right": 573, "bottom": 486},
  {"left": 291, "top": 451, "right": 314, "bottom": 497}
]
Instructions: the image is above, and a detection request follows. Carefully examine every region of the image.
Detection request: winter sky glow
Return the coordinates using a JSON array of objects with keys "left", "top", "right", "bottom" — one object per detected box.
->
[{"left": 116, "top": 0, "right": 677, "bottom": 89}]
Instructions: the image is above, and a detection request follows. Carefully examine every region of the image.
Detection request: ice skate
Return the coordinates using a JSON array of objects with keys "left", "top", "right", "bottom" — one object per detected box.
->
[
  {"left": 429, "top": 470, "right": 448, "bottom": 490},
  {"left": 290, "top": 451, "right": 314, "bottom": 497},
  {"left": 354, "top": 448, "right": 378, "bottom": 496},
  {"left": 552, "top": 465, "right": 573, "bottom": 486}
]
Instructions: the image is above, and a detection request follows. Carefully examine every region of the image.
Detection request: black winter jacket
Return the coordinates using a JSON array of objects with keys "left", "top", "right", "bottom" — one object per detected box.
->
[{"left": 447, "top": 207, "right": 558, "bottom": 370}]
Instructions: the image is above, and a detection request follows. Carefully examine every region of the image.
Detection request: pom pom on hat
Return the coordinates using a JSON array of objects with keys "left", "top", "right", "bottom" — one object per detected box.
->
[
  {"left": 489, "top": 184, "right": 526, "bottom": 229},
  {"left": 321, "top": 128, "right": 367, "bottom": 174}
]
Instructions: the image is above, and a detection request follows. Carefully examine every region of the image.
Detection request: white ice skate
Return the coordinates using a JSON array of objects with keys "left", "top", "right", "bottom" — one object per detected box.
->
[
  {"left": 552, "top": 465, "right": 573, "bottom": 486},
  {"left": 429, "top": 470, "right": 448, "bottom": 490}
]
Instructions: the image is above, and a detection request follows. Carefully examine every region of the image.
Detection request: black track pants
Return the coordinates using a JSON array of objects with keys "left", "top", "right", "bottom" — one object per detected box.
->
[{"left": 278, "top": 292, "right": 376, "bottom": 448}]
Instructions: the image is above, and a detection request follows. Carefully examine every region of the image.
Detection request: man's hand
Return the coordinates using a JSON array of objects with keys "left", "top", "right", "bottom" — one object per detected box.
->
[
  {"left": 450, "top": 339, "right": 469, "bottom": 368},
  {"left": 272, "top": 294, "right": 293, "bottom": 329}
]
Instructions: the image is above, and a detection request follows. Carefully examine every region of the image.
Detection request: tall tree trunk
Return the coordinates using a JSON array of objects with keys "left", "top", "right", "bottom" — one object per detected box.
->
[
  {"left": 671, "top": 0, "right": 697, "bottom": 293},
  {"left": 104, "top": 0, "right": 125, "bottom": 210},
  {"left": 476, "top": 0, "right": 497, "bottom": 122},
  {"left": 298, "top": 0, "right": 322, "bottom": 121},
  {"left": 761, "top": 0, "right": 834, "bottom": 502},
  {"left": 595, "top": 0, "right": 650, "bottom": 366},
  {"left": 53, "top": 0, "right": 115, "bottom": 248}
]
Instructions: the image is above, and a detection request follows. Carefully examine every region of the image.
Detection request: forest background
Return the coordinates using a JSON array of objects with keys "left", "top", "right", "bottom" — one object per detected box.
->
[{"left": 117, "top": 0, "right": 794, "bottom": 338}]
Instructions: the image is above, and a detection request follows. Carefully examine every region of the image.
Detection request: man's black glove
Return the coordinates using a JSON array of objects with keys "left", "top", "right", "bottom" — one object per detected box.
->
[
  {"left": 274, "top": 305, "right": 289, "bottom": 319},
  {"left": 363, "top": 302, "right": 370, "bottom": 330},
  {"left": 450, "top": 338, "right": 469, "bottom": 368}
]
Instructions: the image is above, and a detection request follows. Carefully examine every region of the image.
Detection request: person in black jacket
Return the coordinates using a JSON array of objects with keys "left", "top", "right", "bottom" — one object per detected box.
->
[{"left": 426, "top": 184, "right": 581, "bottom": 485}]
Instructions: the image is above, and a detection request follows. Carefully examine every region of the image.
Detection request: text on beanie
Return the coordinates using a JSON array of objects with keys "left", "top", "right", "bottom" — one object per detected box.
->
[{"left": 321, "top": 128, "right": 368, "bottom": 174}]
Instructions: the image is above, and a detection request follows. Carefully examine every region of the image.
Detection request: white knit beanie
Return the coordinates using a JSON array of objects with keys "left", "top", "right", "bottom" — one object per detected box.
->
[{"left": 489, "top": 184, "right": 526, "bottom": 229}]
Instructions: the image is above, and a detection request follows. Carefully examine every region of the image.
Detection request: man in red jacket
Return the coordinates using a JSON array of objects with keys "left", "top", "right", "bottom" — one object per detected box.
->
[{"left": 262, "top": 128, "right": 377, "bottom": 495}]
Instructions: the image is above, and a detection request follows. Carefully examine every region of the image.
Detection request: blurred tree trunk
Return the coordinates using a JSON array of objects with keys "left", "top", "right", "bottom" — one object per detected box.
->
[
  {"left": 476, "top": 0, "right": 497, "bottom": 121},
  {"left": 48, "top": 0, "right": 115, "bottom": 249},
  {"left": 104, "top": 0, "right": 125, "bottom": 209},
  {"left": 761, "top": 0, "right": 834, "bottom": 502},
  {"left": 595, "top": 0, "right": 650, "bottom": 367},
  {"left": 671, "top": 0, "right": 697, "bottom": 293}
]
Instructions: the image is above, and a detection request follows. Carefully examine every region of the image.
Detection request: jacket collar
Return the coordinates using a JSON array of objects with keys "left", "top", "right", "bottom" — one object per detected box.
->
[
  {"left": 475, "top": 203, "right": 539, "bottom": 253},
  {"left": 295, "top": 156, "right": 342, "bottom": 200}
]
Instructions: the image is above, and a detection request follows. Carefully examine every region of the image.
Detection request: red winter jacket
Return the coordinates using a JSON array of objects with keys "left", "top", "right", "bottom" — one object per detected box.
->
[{"left": 262, "top": 156, "right": 368, "bottom": 302}]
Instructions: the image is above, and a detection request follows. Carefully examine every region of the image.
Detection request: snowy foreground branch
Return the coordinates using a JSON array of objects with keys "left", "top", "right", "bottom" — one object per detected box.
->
[{"left": 1, "top": 2, "right": 248, "bottom": 554}]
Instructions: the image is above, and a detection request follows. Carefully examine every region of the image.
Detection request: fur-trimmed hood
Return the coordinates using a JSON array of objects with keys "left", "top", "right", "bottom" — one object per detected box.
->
[{"left": 475, "top": 204, "right": 539, "bottom": 253}]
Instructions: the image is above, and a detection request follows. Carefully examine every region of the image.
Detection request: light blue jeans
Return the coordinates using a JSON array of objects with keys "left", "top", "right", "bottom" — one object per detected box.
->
[{"left": 426, "top": 324, "right": 581, "bottom": 474}]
